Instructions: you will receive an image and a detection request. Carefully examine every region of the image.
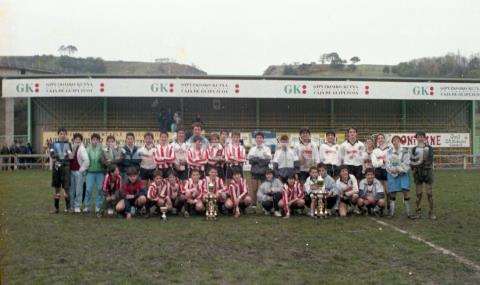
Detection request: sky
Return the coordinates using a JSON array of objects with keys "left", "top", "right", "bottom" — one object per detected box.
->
[{"left": 0, "top": 0, "right": 479, "bottom": 75}]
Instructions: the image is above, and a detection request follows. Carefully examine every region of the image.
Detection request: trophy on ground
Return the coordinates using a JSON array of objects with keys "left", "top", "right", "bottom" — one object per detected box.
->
[
  {"left": 160, "top": 206, "right": 168, "bottom": 221},
  {"left": 205, "top": 182, "right": 218, "bottom": 220},
  {"left": 311, "top": 178, "right": 328, "bottom": 218}
]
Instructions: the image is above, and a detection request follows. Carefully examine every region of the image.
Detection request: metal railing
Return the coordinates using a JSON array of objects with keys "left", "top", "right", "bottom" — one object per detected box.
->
[
  {"left": 0, "top": 154, "right": 479, "bottom": 171},
  {"left": 434, "top": 154, "right": 480, "bottom": 170},
  {"left": 0, "top": 154, "right": 50, "bottom": 170},
  {"left": 0, "top": 135, "right": 29, "bottom": 145}
]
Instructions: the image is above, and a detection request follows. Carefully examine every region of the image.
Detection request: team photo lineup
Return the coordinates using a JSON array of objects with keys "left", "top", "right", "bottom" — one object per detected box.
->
[{"left": 49, "top": 121, "right": 436, "bottom": 221}]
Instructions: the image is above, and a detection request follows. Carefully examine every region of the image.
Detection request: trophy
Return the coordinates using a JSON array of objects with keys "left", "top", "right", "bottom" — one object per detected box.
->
[
  {"left": 160, "top": 206, "right": 168, "bottom": 221},
  {"left": 311, "top": 178, "right": 328, "bottom": 218},
  {"left": 205, "top": 182, "right": 218, "bottom": 220}
]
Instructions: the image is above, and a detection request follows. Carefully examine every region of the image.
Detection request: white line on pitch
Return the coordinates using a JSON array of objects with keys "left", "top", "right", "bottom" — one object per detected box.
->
[{"left": 371, "top": 218, "right": 480, "bottom": 272}]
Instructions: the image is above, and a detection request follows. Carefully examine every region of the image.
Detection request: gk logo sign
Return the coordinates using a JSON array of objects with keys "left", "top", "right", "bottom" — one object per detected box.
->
[
  {"left": 150, "top": 83, "right": 174, "bottom": 93},
  {"left": 413, "top": 86, "right": 434, "bottom": 96},
  {"left": 16, "top": 83, "right": 39, "bottom": 93},
  {"left": 283, "top": 84, "right": 307, "bottom": 94}
]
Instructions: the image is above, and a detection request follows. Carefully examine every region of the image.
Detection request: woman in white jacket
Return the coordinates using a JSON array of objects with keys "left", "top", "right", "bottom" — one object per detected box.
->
[
  {"left": 69, "top": 133, "right": 89, "bottom": 213},
  {"left": 386, "top": 135, "right": 412, "bottom": 218}
]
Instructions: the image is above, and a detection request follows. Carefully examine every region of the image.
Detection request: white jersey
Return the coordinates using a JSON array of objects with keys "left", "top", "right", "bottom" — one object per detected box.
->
[
  {"left": 247, "top": 145, "right": 272, "bottom": 161},
  {"left": 272, "top": 147, "right": 298, "bottom": 169},
  {"left": 359, "top": 178, "right": 384, "bottom": 196},
  {"left": 335, "top": 174, "right": 359, "bottom": 195},
  {"left": 138, "top": 144, "right": 157, "bottom": 170},
  {"left": 362, "top": 150, "right": 373, "bottom": 168},
  {"left": 319, "top": 143, "right": 341, "bottom": 166},
  {"left": 371, "top": 145, "right": 390, "bottom": 169},
  {"left": 171, "top": 140, "right": 189, "bottom": 171},
  {"left": 340, "top": 140, "right": 365, "bottom": 167},
  {"left": 294, "top": 141, "right": 319, "bottom": 172},
  {"left": 304, "top": 176, "right": 324, "bottom": 195}
]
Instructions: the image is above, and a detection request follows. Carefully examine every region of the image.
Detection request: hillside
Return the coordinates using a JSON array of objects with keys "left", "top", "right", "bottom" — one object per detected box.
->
[
  {"left": 263, "top": 63, "right": 395, "bottom": 77},
  {"left": 0, "top": 55, "right": 207, "bottom": 144},
  {"left": 0, "top": 55, "right": 207, "bottom": 76}
]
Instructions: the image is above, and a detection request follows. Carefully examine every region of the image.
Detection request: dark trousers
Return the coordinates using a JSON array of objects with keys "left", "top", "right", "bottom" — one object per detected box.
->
[
  {"left": 124, "top": 198, "right": 136, "bottom": 213},
  {"left": 261, "top": 192, "right": 282, "bottom": 212}
]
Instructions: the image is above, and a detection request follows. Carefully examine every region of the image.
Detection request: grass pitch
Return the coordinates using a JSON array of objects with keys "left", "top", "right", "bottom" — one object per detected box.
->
[{"left": 1, "top": 170, "right": 479, "bottom": 284}]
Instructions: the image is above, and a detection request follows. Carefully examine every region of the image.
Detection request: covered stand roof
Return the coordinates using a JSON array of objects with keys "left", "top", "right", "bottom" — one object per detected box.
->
[{"left": 2, "top": 75, "right": 480, "bottom": 100}]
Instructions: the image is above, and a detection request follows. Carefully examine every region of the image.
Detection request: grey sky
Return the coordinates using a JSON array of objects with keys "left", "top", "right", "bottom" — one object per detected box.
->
[{"left": 1, "top": 0, "right": 479, "bottom": 75}]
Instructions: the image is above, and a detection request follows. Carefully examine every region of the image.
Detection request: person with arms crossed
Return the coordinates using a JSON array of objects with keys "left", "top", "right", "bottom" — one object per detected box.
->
[
  {"left": 386, "top": 135, "right": 413, "bottom": 218},
  {"left": 138, "top": 132, "right": 157, "bottom": 185},
  {"left": 319, "top": 130, "right": 341, "bottom": 178},
  {"left": 340, "top": 127, "right": 365, "bottom": 181},
  {"left": 272, "top": 134, "right": 299, "bottom": 183},
  {"left": 247, "top": 131, "right": 272, "bottom": 206},
  {"left": 295, "top": 128, "right": 319, "bottom": 183}
]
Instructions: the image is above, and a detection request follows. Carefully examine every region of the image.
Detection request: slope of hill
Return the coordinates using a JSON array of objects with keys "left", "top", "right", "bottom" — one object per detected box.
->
[
  {"left": 263, "top": 63, "right": 395, "bottom": 77},
  {"left": 0, "top": 55, "right": 207, "bottom": 76}
]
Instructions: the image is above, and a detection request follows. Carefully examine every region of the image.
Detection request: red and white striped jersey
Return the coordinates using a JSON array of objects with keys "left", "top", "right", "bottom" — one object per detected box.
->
[
  {"left": 207, "top": 144, "right": 225, "bottom": 166},
  {"left": 102, "top": 172, "right": 122, "bottom": 196},
  {"left": 187, "top": 147, "right": 208, "bottom": 170},
  {"left": 167, "top": 177, "right": 185, "bottom": 195},
  {"left": 184, "top": 178, "right": 203, "bottom": 199},
  {"left": 281, "top": 181, "right": 304, "bottom": 214},
  {"left": 154, "top": 144, "right": 175, "bottom": 169},
  {"left": 225, "top": 143, "right": 246, "bottom": 165},
  {"left": 228, "top": 178, "right": 248, "bottom": 200},
  {"left": 147, "top": 181, "right": 169, "bottom": 200},
  {"left": 200, "top": 176, "right": 226, "bottom": 194}
]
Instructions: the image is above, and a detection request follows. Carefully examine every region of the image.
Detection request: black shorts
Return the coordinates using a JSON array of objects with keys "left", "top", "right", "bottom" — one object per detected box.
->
[
  {"left": 51, "top": 163, "right": 70, "bottom": 189},
  {"left": 304, "top": 193, "right": 312, "bottom": 206},
  {"left": 175, "top": 169, "right": 189, "bottom": 181},
  {"left": 374, "top": 168, "right": 388, "bottom": 181},
  {"left": 413, "top": 167, "right": 434, "bottom": 185},
  {"left": 347, "top": 165, "right": 363, "bottom": 181},
  {"left": 298, "top": 171, "right": 310, "bottom": 183},
  {"left": 325, "top": 196, "right": 337, "bottom": 209},
  {"left": 105, "top": 191, "right": 122, "bottom": 207},
  {"left": 136, "top": 188, "right": 148, "bottom": 199},
  {"left": 325, "top": 164, "right": 340, "bottom": 178},
  {"left": 160, "top": 168, "right": 174, "bottom": 178},
  {"left": 340, "top": 196, "right": 355, "bottom": 205},
  {"left": 226, "top": 165, "right": 243, "bottom": 179},
  {"left": 140, "top": 168, "right": 155, "bottom": 181}
]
